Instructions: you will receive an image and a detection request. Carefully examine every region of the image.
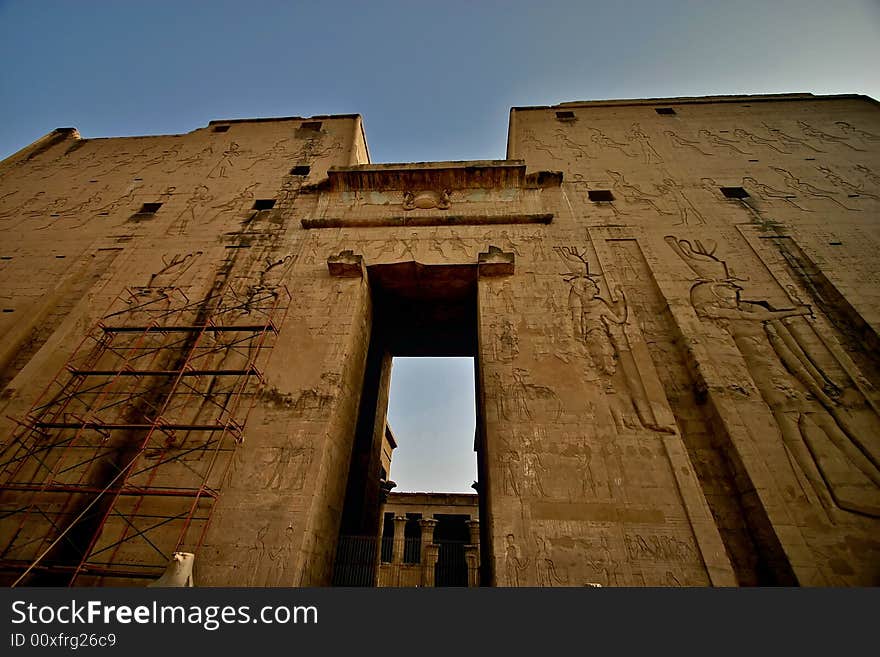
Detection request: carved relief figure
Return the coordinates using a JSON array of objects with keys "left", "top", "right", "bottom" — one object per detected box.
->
[
  {"left": 732, "top": 128, "right": 792, "bottom": 154},
  {"left": 520, "top": 128, "right": 561, "bottom": 162},
  {"left": 170, "top": 184, "right": 213, "bottom": 234},
  {"left": 555, "top": 246, "right": 674, "bottom": 433},
  {"left": 664, "top": 130, "right": 713, "bottom": 156},
  {"left": 136, "top": 142, "right": 183, "bottom": 173},
  {"left": 606, "top": 170, "right": 668, "bottom": 214},
  {"left": 589, "top": 128, "right": 635, "bottom": 157},
  {"left": 500, "top": 368, "right": 563, "bottom": 422},
  {"left": 741, "top": 176, "right": 811, "bottom": 212},
  {"left": 697, "top": 129, "right": 752, "bottom": 155},
  {"left": 208, "top": 142, "right": 244, "bottom": 178},
  {"left": 656, "top": 178, "right": 705, "bottom": 225},
  {"left": 265, "top": 438, "right": 312, "bottom": 491},
  {"left": 626, "top": 123, "right": 662, "bottom": 163},
  {"left": 666, "top": 236, "right": 880, "bottom": 518},
  {"left": 833, "top": 121, "right": 880, "bottom": 143},
  {"left": 165, "top": 144, "right": 215, "bottom": 173},
  {"left": 93, "top": 184, "right": 141, "bottom": 216},
  {"left": 854, "top": 164, "right": 880, "bottom": 188},
  {"left": 535, "top": 536, "right": 568, "bottom": 586},
  {"left": 816, "top": 166, "right": 880, "bottom": 200},
  {"left": 797, "top": 121, "right": 865, "bottom": 152},
  {"left": 553, "top": 128, "right": 596, "bottom": 161},
  {"left": 760, "top": 123, "right": 824, "bottom": 153},
  {"left": 770, "top": 166, "right": 860, "bottom": 211},
  {"left": 491, "top": 319, "right": 519, "bottom": 363},
  {"left": 244, "top": 138, "right": 290, "bottom": 170},
  {"left": 504, "top": 534, "right": 530, "bottom": 586},
  {"left": 207, "top": 182, "right": 260, "bottom": 223}
]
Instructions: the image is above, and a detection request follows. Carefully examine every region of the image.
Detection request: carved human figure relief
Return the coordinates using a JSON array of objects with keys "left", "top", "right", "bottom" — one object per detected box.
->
[
  {"left": 697, "top": 129, "right": 752, "bottom": 155},
  {"left": 553, "top": 128, "right": 596, "bottom": 161},
  {"left": 797, "top": 121, "right": 866, "bottom": 152},
  {"left": 245, "top": 138, "right": 291, "bottom": 170},
  {"left": 207, "top": 183, "right": 260, "bottom": 223},
  {"left": 770, "top": 166, "right": 860, "bottom": 211},
  {"left": 626, "top": 123, "right": 662, "bottom": 163},
  {"left": 165, "top": 144, "right": 215, "bottom": 173},
  {"left": 666, "top": 235, "right": 880, "bottom": 519},
  {"left": 554, "top": 246, "right": 673, "bottom": 433},
  {"left": 589, "top": 128, "right": 635, "bottom": 157},
  {"left": 854, "top": 164, "right": 880, "bottom": 189},
  {"left": 208, "top": 142, "right": 244, "bottom": 178},
  {"left": 664, "top": 130, "right": 714, "bottom": 156},
  {"left": 760, "top": 123, "right": 824, "bottom": 153},
  {"left": 169, "top": 184, "right": 214, "bottom": 234},
  {"left": 655, "top": 178, "right": 705, "bottom": 225},
  {"left": 503, "top": 533, "right": 530, "bottom": 586},
  {"left": 606, "top": 170, "right": 668, "bottom": 214},
  {"left": 535, "top": 535, "right": 568, "bottom": 586},
  {"left": 490, "top": 319, "right": 519, "bottom": 363},
  {"left": 833, "top": 121, "right": 880, "bottom": 144},
  {"left": 732, "top": 128, "right": 791, "bottom": 153},
  {"left": 741, "top": 176, "right": 811, "bottom": 212},
  {"left": 815, "top": 166, "right": 880, "bottom": 200}
]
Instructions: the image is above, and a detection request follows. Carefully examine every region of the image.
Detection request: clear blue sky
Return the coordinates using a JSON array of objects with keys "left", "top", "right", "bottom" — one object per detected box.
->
[{"left": 1, "top": 0, "right": 878, "bottom": 491}]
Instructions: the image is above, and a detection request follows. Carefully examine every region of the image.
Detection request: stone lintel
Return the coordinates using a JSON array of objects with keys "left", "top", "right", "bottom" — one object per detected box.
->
[
  {"left": 302, "top": 213, "right": 552, "bottom": 229},
  {"left": 478, "top": 246, "right": 515, "bottom": 277},
  {"left": 327, "top": 250, "right": 365, "bottom": 278}
]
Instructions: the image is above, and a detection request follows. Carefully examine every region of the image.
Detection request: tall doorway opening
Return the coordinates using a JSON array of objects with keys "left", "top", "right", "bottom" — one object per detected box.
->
[{"left": 331, "top": 262, "right": 487, "bottom": 586}]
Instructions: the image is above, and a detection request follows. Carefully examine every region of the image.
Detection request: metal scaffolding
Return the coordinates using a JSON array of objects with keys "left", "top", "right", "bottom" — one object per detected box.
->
[{"left": 0, "top": 279, "right": 290, "bottom": 585}]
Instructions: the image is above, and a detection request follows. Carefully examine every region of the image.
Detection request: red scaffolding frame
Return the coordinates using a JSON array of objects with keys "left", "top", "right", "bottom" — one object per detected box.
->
[{"left": 0, "top": 279, "right": 290, "bottom": 585}]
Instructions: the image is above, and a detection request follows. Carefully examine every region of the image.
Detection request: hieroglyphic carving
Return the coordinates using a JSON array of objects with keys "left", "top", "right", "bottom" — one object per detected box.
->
[
  {"left": 666, "top": 236, "right": 880, "bottom": 518},
  {"left": 624, "top": 533, "right": 696, "bottom": 562},
  {"left": 769, "top": 167, "right": 860, "bottom": 211}
]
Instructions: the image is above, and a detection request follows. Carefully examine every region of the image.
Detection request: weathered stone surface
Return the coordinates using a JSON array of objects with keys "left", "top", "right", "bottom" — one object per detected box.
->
[{"left": 0, "top": 94, "right": 878, "bottom": 587}]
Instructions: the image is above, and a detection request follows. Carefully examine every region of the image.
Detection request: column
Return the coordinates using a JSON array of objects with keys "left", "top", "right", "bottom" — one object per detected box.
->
[
  {"left": 466, "top": 519, "right": 481, "bottom": 587},
  {"left": 391, "top": 515, "right": 407, "bottom": 587}
]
